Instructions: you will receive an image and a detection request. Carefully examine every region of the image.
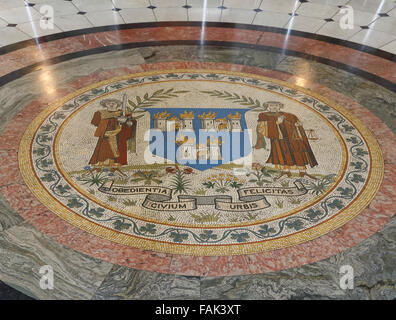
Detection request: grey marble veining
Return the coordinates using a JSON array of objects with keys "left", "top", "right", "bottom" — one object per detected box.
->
[
  {"left": 0, "top": 86, "right": 38, "bottom": 134},
  {"left": 201, "top": 215, "right": 396, "bottom": 300},
  {"left": 92, "top": 265, "right": 200, "bottom": 300},
  {"left": 232, "top": 47, "right": 287, "bottom": 70},
  {"left": 139, "top": 45, "right": 287, "bottom": 70},
  {"left": 0, "top": 192, "right": 23, "bottom": 232},
  {"left": 0, "top": 222, "right": 113, "bottom": 300},
  {"left": 49, "top": 49, "right": 146, "bottom": 83},
  {"left": 193, "top": 45, "right": 286, "bottom": 70},
  {"left": 139, "top": 45, "right": 195, "bottom": 63}
]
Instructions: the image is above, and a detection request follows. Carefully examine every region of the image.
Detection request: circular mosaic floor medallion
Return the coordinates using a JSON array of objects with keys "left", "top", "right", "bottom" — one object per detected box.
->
[{"left": 19, "top": 70, "right": 384, "bottom": 255}]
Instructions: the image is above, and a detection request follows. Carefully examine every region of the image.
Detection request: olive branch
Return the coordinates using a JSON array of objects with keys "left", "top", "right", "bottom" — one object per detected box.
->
[
  {"left": 200, "top": 90, "right": 268, "bottom": 111},
  {"left": 127, "top": 88, "right": 189, "bottom": 119}
]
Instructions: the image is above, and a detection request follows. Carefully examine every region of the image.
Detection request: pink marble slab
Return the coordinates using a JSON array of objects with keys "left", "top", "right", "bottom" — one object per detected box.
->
[{"left": 0, "top": 25, "right": 394, "bottom": 84}]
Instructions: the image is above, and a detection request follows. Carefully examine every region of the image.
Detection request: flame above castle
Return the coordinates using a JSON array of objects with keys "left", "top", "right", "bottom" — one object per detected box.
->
[
  {"left": 198, "top": 111, "right": 217, "bottom": 119},
  {"left": 153, "top": 111, "right": 171, "bottom": 119},
  {"left": 227, "top": 112, "right": 242, "bottom": 119},
  {"left": 179, "top": 110, "right": 195, "bottom": 119}
]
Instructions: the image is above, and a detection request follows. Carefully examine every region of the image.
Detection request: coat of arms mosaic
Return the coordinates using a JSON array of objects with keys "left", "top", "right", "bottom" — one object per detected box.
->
[{"left": 19, "top": 70, "right": 383, "bottom": 255}]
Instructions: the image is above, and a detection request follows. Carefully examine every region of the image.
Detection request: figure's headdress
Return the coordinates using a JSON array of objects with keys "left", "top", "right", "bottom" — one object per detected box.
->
[
  {"left": 100, "top": 98, "right": 122, "bottom": 108},
  {"left": 263, "top": 101, "right": 284, "bottom": 109}
]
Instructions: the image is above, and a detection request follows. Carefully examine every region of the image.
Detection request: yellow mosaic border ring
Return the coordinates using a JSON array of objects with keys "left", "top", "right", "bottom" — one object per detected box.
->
[{"left": 18, "top": 69, "right": 384, "bottom": 256}]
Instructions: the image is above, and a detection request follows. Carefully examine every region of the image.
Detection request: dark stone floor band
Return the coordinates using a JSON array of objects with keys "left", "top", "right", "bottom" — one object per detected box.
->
[{"left": 0, "top": 40, "right": 395, "bottom": 94}]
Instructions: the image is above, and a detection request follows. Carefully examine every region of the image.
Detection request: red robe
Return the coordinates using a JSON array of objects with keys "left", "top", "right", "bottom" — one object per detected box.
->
[
  {"left": 257, "top": 111, "right": 318, "bottom": 168},
  {"left": 89, "top": 110, "right": 136, "bottom": 166}
]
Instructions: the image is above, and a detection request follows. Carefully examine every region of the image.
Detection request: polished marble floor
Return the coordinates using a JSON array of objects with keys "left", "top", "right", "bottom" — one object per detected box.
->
[
  {"left": 0, "top": 0, "right": 396, "bottom": 52},
  {"left": 0, "top": 1, "right": 395, "bottom": 300}
]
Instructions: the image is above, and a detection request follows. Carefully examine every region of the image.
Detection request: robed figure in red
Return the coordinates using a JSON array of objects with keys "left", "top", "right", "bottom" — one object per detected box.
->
[
  {"left": 89, "top": 98, "right": 137, "bottom": 168},
  {"left": 255, "top": 101, "right": 318, "bottom": 179}
]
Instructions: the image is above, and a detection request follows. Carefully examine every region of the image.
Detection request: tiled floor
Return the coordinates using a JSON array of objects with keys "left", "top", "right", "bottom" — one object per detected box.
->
[
  {"left": 0, "top": 1, "right": 395, "bottom": 300},
  {"left": 0, "top": 0, "right": 395, "bottom": 52}
]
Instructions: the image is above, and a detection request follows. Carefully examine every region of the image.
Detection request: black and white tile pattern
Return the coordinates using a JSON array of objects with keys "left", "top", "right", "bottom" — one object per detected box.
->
[{"left": 0, "top": 0, "right": 395, "bottom": 52}]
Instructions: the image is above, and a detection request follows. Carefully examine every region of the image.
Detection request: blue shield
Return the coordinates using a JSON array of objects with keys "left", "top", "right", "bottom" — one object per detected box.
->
[{"left": 146, "top": 108, "right": 251, "bottom": 171}]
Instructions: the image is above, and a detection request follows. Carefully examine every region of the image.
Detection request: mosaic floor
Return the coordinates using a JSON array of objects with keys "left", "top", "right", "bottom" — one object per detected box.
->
[
  {"left": 18, "top": 69, "right": 384, "bottom": 257},
  {"left": 0, "top": 3, "right": 395, "bottom": 300}
]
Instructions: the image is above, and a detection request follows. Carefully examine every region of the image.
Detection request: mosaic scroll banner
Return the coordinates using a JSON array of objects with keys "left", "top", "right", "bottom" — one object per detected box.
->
[{"left": 98, "top": 180, "right": 307, "bottom": 212}]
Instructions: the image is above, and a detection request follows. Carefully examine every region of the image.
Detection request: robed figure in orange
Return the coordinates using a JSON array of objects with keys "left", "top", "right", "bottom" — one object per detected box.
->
[
  {"left": 255, "top": 101, "right": 318, "bottom": 179},
  {"left": 89, "top": 98, "right": 137, "bottom": 168}
]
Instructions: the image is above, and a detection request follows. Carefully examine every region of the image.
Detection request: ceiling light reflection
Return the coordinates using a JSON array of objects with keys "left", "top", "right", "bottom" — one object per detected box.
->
[
  {"left": 200, "top": 0, "right": 208, "bottom": 45},
  {"left": 39, "top": 70, "right": 56, "bottom": 95},
  {"left": 281, "top": 0, "right": 300, "bottom": 54},
  {"left": 294, "top": 77, "right": 307, "bottom": 87}
]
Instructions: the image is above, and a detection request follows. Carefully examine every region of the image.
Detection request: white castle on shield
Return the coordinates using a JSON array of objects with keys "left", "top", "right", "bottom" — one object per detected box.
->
[
  {"left": 176, "top": 136, "right": 223, "bottom": 161},
  {"left": 152, "top": 110, "right": 243, "bottom": 161},
  {"left": 152, "top": 110, "right": 242, "bottom": 132}
]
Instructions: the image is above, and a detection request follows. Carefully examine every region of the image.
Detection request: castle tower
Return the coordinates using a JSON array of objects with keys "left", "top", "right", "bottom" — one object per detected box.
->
[
  {"left": 198, "top": 111, "right": 217, "bottom": 130},
  {"left": 216, "top": 117, "right": 229, "bottom": 131},
  {"left": 179, "top": 110, "right": 195, "bottom": 131},
  {"left": 227, "top": 112, "right": 242, "bottom": 131},
  {"left": 208, "top": 137, "right": 222, "bottom": 161},
  {"left": 153, "top": 111, "right": 171, "bottom": 131},
  {"left": 167, "top": 116, "right": 181, "bottom": 131}
]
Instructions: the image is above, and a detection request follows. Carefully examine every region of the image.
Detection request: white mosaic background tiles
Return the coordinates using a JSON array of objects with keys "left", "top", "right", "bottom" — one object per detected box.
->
[{"left": 0, "top": 0, "right": 395, "bottom": 53}]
